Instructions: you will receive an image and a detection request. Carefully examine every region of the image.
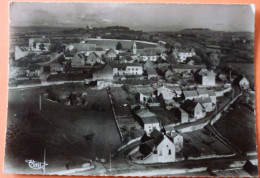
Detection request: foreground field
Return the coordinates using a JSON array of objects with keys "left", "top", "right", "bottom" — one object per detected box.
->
[
  {"left": 213, "top": 98, "right": 257, "bottom": 154},
  {"left": 5, "top": 85, "right": 121, "bottom": 174}
]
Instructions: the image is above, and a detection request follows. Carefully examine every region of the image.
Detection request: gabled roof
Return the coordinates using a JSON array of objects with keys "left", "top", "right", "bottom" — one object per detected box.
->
[
  {"left": 147, "top": 68, "right": 157, "bottom": 75},
  {"left": 120, "top": 55, "right": 133, "bottom": 61},
  {"left": 150, "top": 129, "right": 164, "bottom": 146},
  {"left": 194, "top": 97, "right": 212, "bottom": 104},
  {"left": 183, "top": 90, "right": 199, "bottom": 98},
  {"left": 105, "top": 48, "right": 117, "bottom": 55},
  {"left": 173, "top": 64, "right": 206, "bottom": 70},
  {"left": 135, "top": 108, "right": 156, "bottom": 118},
  {"left": 109, "top": 62, "right": 142, "bottom": 69},
  {"left": 181, "top": 100, "right": 201, "bottom": 115},
  {"left": 197, "top": 88, "right": 208, "bottom": 96},
  {"left": 141, "top": 116, "right": 159, "bottom": 125}
]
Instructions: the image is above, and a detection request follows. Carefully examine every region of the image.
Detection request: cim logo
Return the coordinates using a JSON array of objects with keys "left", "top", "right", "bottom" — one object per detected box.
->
[{"left": 25, "top": 159, "right": 48, "bottom": 169}]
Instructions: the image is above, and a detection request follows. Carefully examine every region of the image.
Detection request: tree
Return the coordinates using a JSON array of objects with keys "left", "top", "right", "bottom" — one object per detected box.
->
[
  {"left": 33, "top": 42, "right": 37, "bottom": 49},
  {"left": 116, "top": 42, "right": 122, "bottom": 50},
  {"left": 39, "top": 43, "right": 45, "bottom": 51}
]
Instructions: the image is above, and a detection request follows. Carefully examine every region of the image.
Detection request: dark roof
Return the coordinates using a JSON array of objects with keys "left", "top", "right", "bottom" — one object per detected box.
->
[
  {"left": 139, "top": 140, "right": 155, "bottom": 157},
  {"left": 150, "top": 129, "right": 164, "bottom": 146},
  {"left": 172, "top": 64, "right": 206, "bottom": 70},
  {"left": 135, "top": 42, "right": 157, "bottom": 49},
  {"left": 109, "top": 62, "right": 142, "bottom": 69},
  {"left": 105, "top": 48, "right": 117, "bottom": 55},
  {"left": 147, "top": 68, "right": 157, "bottom": 75},
  {"left": 121, "top": 55, "right": 133, "bottom": 61},
  {"left": 181, "top": 100, "right": 200, "bottom": 115},
  {"left": 141, "top": 116, "right": 159, "bottom": 124}
]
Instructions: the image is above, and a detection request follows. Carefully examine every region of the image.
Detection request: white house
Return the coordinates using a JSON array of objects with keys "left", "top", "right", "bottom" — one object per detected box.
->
[
  {"left": 183, "top": 90, "right": 200, "bottom": 100},
  {"left": 112, "top": 63, "right": 143, "bottom": 76},
  {"left": 181, "top": 100, "right": 205, "bottom": 120},
  {"left": 173, "top": 48, "right": 196, "bottom": 63},
  {"left": 201, "top": 70, "right": 216, "bottom": 86},
  {"left": 138, "top": 130, "right": 183, "bottom": 163},
  {"left": 141, "top": 116, "right": 160, "bottom": 136},
  {"left": 157, "top": 86, "right": 176, "bottom": 101},
  {"left": 239, "top": 76, "right": 250, "bottom": 90}
]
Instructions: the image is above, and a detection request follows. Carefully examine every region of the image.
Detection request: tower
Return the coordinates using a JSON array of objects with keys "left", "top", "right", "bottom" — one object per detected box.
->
[{"left": 132, "top": 41, "right": 137, "bottom": 54}]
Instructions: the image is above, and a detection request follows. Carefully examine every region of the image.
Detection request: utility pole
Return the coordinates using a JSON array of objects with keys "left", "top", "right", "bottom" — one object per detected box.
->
[
  {"left": 43, "top": 149, "right": 46, "bottom": 174},
  {"left": 39, "top": 95, "right": 42, "bottom": 111},
  {"left": 109, "top": 153, "right": 112, "bottom": 171}
]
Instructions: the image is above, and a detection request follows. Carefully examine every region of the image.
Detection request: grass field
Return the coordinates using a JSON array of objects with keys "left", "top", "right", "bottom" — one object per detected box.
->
[
  {"left": 213, "top": 98, "right": 257, "bottom": 154},
  {"left": 182, "top": 128, "right": 234, "bottom": 159},
  {"left": 5, "top": 85, "right": 121, "bottom": 174}
]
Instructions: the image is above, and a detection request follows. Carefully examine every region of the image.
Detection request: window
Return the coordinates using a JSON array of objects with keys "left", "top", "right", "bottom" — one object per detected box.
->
[
  {"left": 132, "top": 68, "right": 134, "bottom": 71},
  {"left": 168, "top": 149, "right": 171, "bottom": 155},
  {"left": 159, "top": 150, "right": 162, "bottom": 156}
]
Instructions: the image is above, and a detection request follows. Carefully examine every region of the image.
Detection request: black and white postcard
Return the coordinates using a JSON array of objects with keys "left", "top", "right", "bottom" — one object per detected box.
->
[{"left": 5, "top": 2, "right": 257, "bottom": 176}]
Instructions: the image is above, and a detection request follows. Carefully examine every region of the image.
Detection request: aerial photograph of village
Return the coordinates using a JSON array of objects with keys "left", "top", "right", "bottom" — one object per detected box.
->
[{"left": 4, "top": 2, "right": 258, "bottom": 177}]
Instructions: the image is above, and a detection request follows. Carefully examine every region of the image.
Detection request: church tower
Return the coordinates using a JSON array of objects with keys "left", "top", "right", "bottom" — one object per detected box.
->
[{"left": 132, "top": 41, "right": 137, "bottom": 54}]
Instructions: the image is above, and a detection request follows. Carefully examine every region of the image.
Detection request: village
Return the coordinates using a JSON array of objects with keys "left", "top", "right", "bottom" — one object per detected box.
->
[{"left": 7, "top": 25, "right": 257, "bottom": 176}]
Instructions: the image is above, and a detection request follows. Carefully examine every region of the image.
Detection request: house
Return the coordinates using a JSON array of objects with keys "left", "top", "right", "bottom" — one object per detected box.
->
[
  {"left": 239, "top": 76, "right": 250, "bottom": 90},
  {"left": 186, "top": 58, "right": 195, "bottom": 65},
  {"left": 201, "top": 70, "right": 216, "bottom": 86},
  {"left": 157, "top": 41, "right": 167, "bottom": 52},
  {"left": 147, "top": 69, "right": 158, "bottom": 80},
  {"left": 37, "top": 52, "right": 65, "bottom": 73},
  {"left": 86, "top": 52, "right": 104, "bottom": 66},
  {"left": 119, "top": 56, "right": 134, "bottom": 63},
  {"left": 134, "top": 109, "right": 160, "bottom": 135},
  {"left": 217, "top": 73, "right": 228, "bottom": 83},
  {"left": 140, "top": 116, "right": 160, "bottom": 136},
  {"left": 171, "top": 133, "right": 184, "bottom": 152},
  {"left": 135, "top": 108, "right": 156, "bottom": 118},
  {"left": 29, "top": 36, "right": 51, "bottom": 52},
  {"left": 181, "top": 100, "right": 205, "bottom": 120},
  {"left": 15, "top": 46, "right": 30, "bottom": 60},
  {"left": 173, "top": 48, "right": 196, "bottom": 63},
  {"left": 157, "top": 86, "right": 176, "bottom": 101},
  {"left": 71, "top": 52, "right": 85, "bottom": 67},
  {"left": 175, "top": 108, "right": 189, "bottom": 124},
  {"left": 138, "top": 130, "right": 183, "bottom": 163},
  {"left": 143, "top": 60, "right": 154, "bottom": 71},
  {"left": 92, "top": 64, "right": 114, "bottom": 81},
  {"left": 183, "top": 90, "right": 200, "bottom": 100},
  {"left": 26, "top": 64, "right": 43, "bottom": 77},
  {"left": 194, "top": 97, "right": 214, "bottom": 112},
  {"left": 164, "top": 69, "right": 174, "bottom": 81},
  {"left": 138, "top": 91, "right": 154, "bottom": 104},
  {"left": 139, "top": 48, "right": 159, "bottom": 62},
  {"left": 111, "top": 63, "right": 143, "bottom": 76},
  {"left": 104, "top": 48, "right": 117, "bottom": 61},
  {"left": 197, "top": 88, "right": 209, "bottom": 98}
]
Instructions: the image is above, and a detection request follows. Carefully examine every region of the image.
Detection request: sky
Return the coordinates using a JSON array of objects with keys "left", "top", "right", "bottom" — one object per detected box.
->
[{"left": 9, "top": 3, "right": 255, "bottom": 32}]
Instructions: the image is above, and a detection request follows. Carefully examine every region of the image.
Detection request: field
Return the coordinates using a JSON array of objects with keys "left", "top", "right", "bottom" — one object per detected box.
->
[
  {"left": 5, "top": 85, "right": 121, "bottom": 174},
  {"left": 213, "top": 98, "right": 257, "bottom": 154},
  {"left": 182, "top": 128, "right": 234, "bottom": 159},
  {"left": 47, "top": 73, "right": 92, "bottom": 82}
]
